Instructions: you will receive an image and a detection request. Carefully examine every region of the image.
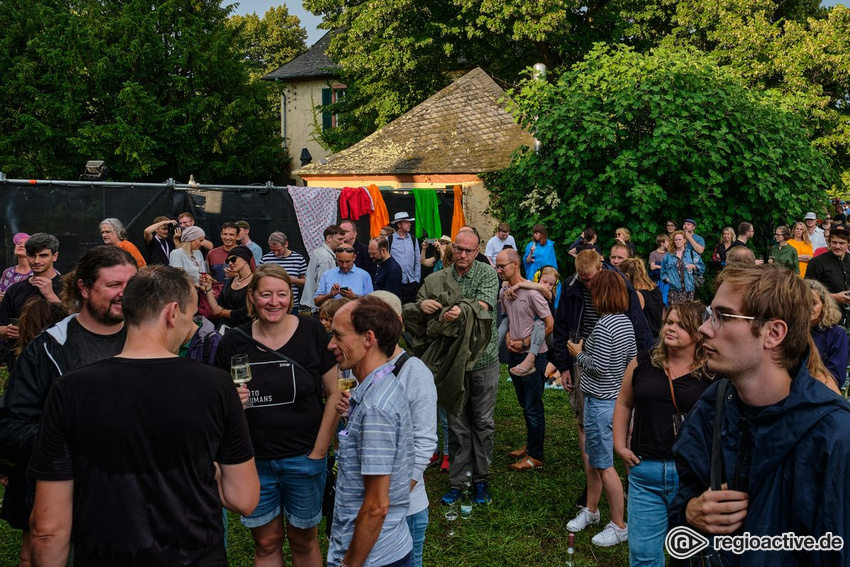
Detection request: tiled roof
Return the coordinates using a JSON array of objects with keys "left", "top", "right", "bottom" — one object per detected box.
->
[
  {"left": 295, "top": 67, "right": 534, "bottom": 176},
  {"left": 263, "top": 31, "right": 340, "bottom": 82}
]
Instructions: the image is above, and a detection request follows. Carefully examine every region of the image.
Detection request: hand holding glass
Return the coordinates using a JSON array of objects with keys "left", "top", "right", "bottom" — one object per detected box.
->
[{"left": 231, "top": 354, "right": 252, "bottom": 408}]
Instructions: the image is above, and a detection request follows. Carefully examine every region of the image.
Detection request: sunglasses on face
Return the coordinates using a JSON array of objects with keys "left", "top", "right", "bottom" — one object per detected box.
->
[{"left": 226, "top": 256, "right": 239, "bottom": 264}]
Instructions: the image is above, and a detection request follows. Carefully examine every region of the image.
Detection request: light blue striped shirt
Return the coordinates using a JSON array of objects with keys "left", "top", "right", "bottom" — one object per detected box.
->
[
  {"left": 327, "top": 363, "right": 414, "bottom": 567},
  {"left": 390, "top": 232, "right": 420, "bottom": 284}
]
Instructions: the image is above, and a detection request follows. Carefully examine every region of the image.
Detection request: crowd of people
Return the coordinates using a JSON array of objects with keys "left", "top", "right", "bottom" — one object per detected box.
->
[{"left": 0, "top": 205, "right": 849, "bottom": 567}]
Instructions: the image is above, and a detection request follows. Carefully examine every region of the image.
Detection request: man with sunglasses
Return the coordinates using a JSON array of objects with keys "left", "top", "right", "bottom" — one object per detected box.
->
[
  {"left": 670, "top": 263, "right": 850, "bottom": 565},
  {"left": 314, "top": 246, "right": 374, "bottom": 307}
]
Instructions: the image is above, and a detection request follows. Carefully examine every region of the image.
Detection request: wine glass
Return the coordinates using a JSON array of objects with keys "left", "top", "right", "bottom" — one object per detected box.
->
[
  {"left": 445, "top": 503, "right": 459, "bottom": 537},
  {"left": 231, "top": 354, "right": 252, "bottom": 408},
  {"left": 337, "top": 368, "right": 357, "bottom": 426},
  {"left": 199, "top": 261, "right": 210, "bottom": 275}
]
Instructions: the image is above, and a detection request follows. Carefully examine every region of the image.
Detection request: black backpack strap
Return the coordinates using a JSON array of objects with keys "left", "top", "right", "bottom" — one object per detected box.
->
[
  {"left": 202, "top": 334, "right": 213, "bottom": 364},
  {"left": 393, "top": 352, "right": 411, "bottom": 373},
  {"left": 710, "top": 379, "right": 730, "bottom": 491}
]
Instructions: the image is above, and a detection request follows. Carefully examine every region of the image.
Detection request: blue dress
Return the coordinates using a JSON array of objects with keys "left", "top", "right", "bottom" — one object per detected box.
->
[{"left": 523, "top": 240, "right": 558, "bottom": 280}]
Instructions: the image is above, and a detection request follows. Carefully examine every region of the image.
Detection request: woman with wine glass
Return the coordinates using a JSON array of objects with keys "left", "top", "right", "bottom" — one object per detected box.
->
[
  {"left": 215, "top": 264, "right": 340, "bottom": 567},
  {"left": 168, "top": 226, "right": 206, "bottom": 285},
  {"left": 203, "top": 245, "right": 255, "bottom": 328},
  {"left": 613, "top": 301, "right": 713, "bottom": 566}
]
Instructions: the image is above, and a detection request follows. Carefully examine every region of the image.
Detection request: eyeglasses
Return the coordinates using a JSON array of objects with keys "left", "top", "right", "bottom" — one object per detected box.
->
[
  {"left": 495, "top": 262, "right": 513, "bottom": 269},
  {"left": 453, "top": 245, "right": 477, "bottom": 256},
  {"left": 704, "top": 306, "right": 769, "bottom": 330},
  {"left": 226, "top": 256, "right": 239, "bottom": 264},
  {"left": 337, "top": 247, "right": 355, "bottom": 253}
]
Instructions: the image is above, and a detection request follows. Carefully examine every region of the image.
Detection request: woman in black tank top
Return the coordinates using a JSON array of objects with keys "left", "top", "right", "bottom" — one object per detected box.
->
[{"left": 612, "top": 301, "right": 714, "bottom": 566}]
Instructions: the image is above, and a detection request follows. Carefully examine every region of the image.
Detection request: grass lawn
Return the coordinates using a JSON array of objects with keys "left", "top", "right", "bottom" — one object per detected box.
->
[{"left": 0, "top": 366, "right": 630, "bottom": 566}]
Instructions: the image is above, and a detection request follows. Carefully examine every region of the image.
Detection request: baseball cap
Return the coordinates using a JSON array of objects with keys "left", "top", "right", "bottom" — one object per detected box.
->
[{"left": 804, "top": 212, "right": 817, "bottom": 221}]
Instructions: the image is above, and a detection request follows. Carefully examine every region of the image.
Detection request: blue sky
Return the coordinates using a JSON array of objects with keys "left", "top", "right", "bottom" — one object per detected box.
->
[
  {"left": 230, "top": 1, "right": 324, "bottom": 44},
  {"left": 231, "top": 0, "right": 846, "bottom": 48}
]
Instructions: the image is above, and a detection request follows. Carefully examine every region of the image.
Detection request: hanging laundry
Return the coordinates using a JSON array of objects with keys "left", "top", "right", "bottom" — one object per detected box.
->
[
  {"left": 451, "top": 185, "right": 466, "bottom": 239},
  {"left": 340, "top": 186, "right": 374, "bottom": 220},
  {"left": 288, "top": 185, "right": 341, "bottom": 254},
  {"left": 367, "top": 184, "right": 390, "bottom": 238},
  {"left": 412, "top": 188, "right": 442, "bottom": 241}
]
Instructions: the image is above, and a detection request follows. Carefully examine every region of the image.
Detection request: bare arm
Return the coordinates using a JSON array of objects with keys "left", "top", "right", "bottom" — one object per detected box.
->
[
  {"left": 344, "top": 474, "right": 391, "bottom": 567},
  {"left": 143, "top": 220, "right": 173, "bottom": 242},
  {"left": 542, "top": 314, "right": 554, "bottom": 336},
  {"left": 420, "top": 242, "right": 436, "bottom": 268},
  {"left": 216, "top": 459, "right": 260, "bottom": 516},
  {"left": 310, "top": 366, "right": 342, "bottom": 459},
  {"left": 513, "top": 280, "right": 553, "bottom": 302},
  {"left": 30, "top": 480, "right": 73, "bottom": 567},
  {"left": 613, "top": 359, "right": 639, "bottom": 466}
]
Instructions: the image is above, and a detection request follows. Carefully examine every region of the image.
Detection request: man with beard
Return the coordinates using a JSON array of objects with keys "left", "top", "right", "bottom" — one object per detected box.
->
[{"left": 0, "top": 245, "right": 137, "bottom": 566}]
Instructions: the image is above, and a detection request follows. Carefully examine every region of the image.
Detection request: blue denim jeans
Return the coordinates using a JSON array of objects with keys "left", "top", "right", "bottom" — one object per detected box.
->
[
  {"left": 627, "top": 458, "right": 679, "bottom": 567},
  {"left": 507, "top": 351, "right": 547, "bottom": 461},
  {"left": 241, "top": 454, "right": 327, "bottom": 529},
  {"left": 405, "top": 508, "right": 428, "bottom": 567}
]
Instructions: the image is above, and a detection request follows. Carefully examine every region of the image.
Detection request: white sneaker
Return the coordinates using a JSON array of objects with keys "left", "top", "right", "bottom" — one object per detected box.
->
[
  {"left": 591, "top": 521, "right": 628, "bottom": 547},
  {"left": 566, "top": 507, "right": 600, "bottom": 532}
]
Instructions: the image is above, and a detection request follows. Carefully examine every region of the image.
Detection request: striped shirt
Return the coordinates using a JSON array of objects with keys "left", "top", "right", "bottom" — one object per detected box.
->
[
  {"left": 577, "top": 313, "right": 637, "bottom": 399},
  {"left": 579, "top": 285, "right": 601, "bottom": 340},
  {"left": 260, "top": 250, "right": 307, "bottom": 305},
  {"left": 328, "top": 363, "right": 414, "bottom": 567}
]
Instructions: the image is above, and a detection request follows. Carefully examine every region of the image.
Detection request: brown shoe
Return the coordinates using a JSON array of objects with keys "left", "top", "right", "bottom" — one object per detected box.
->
[
  {"left": 509, "top": 456, "right": 544, "bottom": 471},
  {"left": 508, "top": 445, "right": 527, "bottom": 459}
]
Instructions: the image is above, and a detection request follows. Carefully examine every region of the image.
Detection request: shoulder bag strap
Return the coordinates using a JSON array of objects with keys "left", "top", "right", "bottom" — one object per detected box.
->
[
  {"left": 665, "top": 366, "right": 682, "bottom": 414},
  {"left": 231, "top": 326, "right": 313, "bottom": 380},
  {"left": 710, "top": 378, "right": 729, "bottom": 491}
]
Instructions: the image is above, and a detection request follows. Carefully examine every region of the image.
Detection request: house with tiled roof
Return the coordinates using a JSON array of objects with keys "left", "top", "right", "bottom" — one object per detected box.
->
[
  {"left": 294, "top": 67, "right": 535, "bottom": 232},
  {"left": 263, "top": 31, "right": 344, "bottom": 181}
]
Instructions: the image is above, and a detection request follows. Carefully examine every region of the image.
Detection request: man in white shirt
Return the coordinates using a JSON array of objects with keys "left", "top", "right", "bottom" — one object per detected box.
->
[
  {"left": 484, "top": 223, "right": 517, "bottom": 266},
  {"left": 301, "top": 225, "right": 345, "bottom": 312},
  {"left": 804, "top": 212, "right": 827, "bottom": 250}
]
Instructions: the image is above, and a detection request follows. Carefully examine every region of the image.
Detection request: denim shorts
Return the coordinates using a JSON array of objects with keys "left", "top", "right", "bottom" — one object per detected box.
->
[
  {"left": 241, "top": 454, "right": 327, "bottom": 529},
  {"left": 583, "top": 395, "right": 616, "bottom": 469}
]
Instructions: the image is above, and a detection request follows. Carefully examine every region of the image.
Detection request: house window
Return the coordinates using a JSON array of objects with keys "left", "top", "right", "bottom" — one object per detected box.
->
[{"left": 321, "top": 86, "right": 346, "bottom": 130}]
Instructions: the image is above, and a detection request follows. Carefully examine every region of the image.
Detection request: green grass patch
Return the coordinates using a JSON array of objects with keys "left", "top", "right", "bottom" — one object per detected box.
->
[{"left": 0, "top": 366, "right": 629, "bottom": 566}]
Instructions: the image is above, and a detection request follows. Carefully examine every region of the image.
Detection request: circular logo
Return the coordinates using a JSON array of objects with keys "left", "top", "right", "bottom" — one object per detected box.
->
[{"left": 665, "top": 526, "right": 710, "bottom": 559}]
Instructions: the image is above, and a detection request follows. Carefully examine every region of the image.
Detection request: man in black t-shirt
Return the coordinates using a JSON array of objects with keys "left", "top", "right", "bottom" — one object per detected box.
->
[
  {"left": 143, "top": 215, "right": 177, "bottom": 265},
  {"left": 0, "top": 233, "right": 63, "bottom": 344},
  {"left": 0, "top": 245, "right": 137, "bottom": 564},
  {"left": 28, "top": 265, "right": 258, "bottom": 567}
]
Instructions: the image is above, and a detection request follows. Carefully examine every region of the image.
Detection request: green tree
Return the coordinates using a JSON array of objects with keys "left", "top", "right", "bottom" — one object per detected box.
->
[
  {"left": 0, "top": 0, "right": 288, "bottom": 182},
  {"left": 229, "top": 6, "right": 307, "bottom": 81},
  {"left": 304, "top": 0, "right": 631, "bottom": 150},
  {"left": 0, "top": 0, "right": 88, "bottom": 179},
  {"left": 485, "top": 45, "right": 834, "bottom": 256}
]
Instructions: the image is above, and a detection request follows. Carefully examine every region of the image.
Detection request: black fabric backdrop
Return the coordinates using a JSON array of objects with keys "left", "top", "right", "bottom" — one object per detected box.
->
[{"left": 0, "top": 182, "right": 456, "bottom": 273}]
